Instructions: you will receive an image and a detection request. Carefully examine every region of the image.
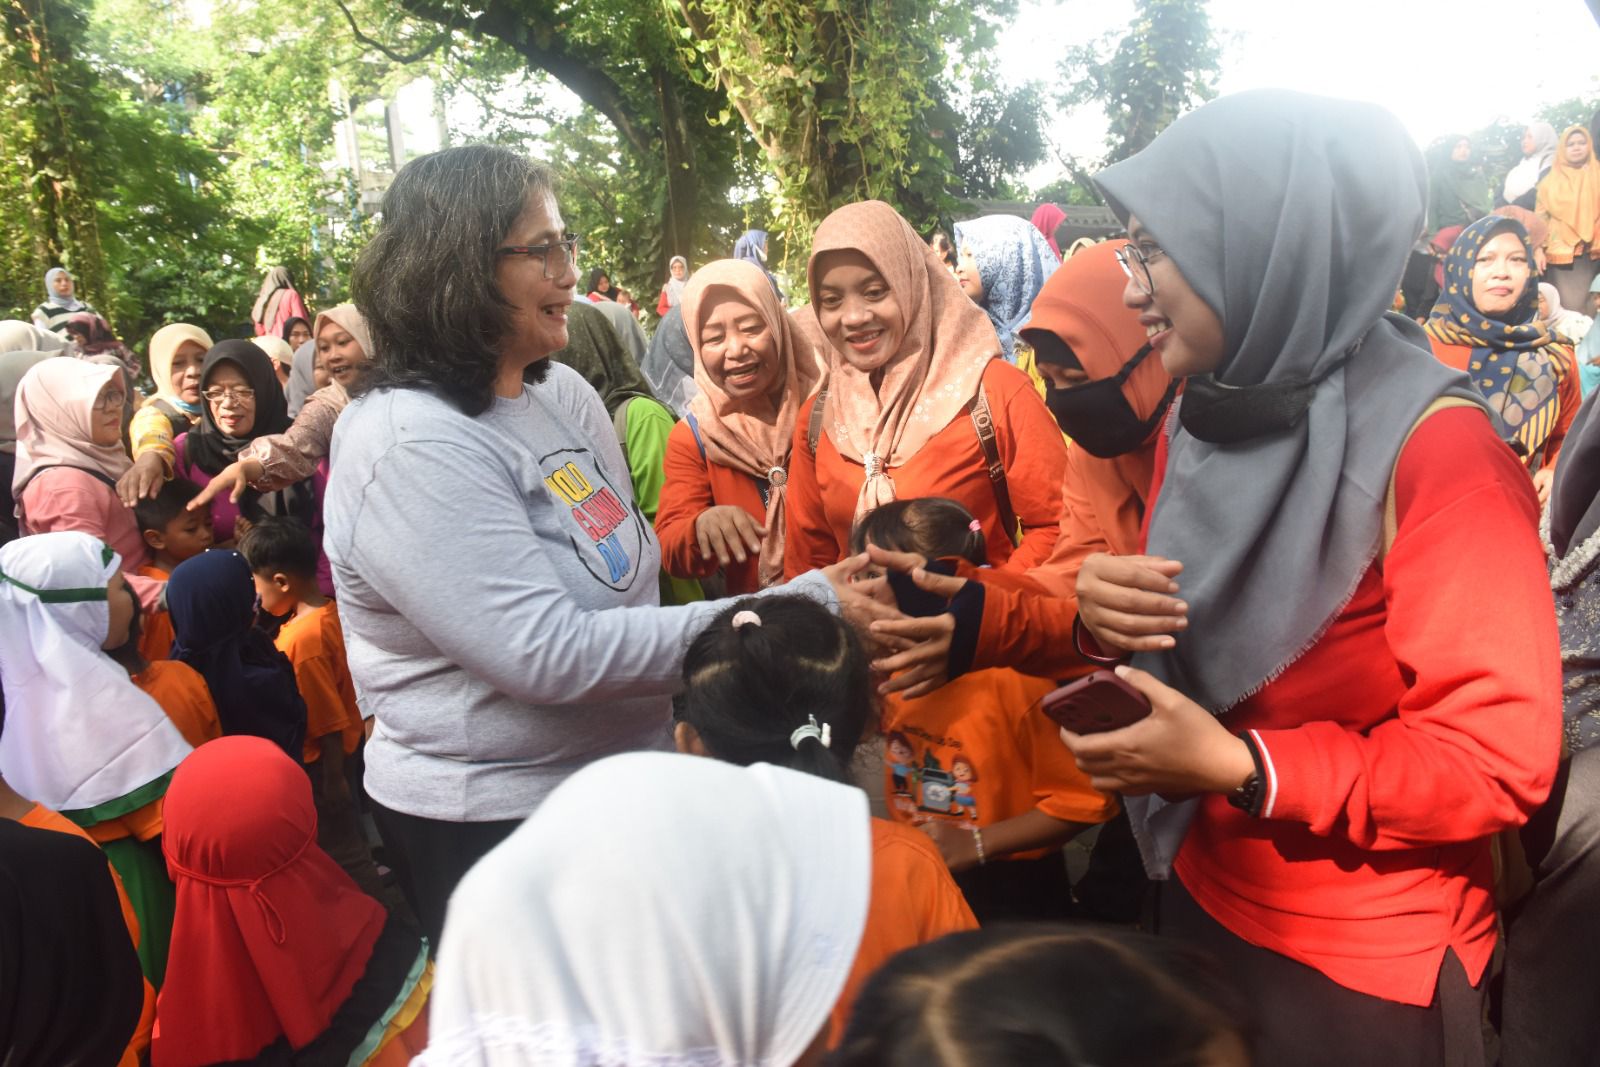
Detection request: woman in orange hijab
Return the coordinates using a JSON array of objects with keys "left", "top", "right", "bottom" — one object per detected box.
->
[
  {"left": 1537, "top": 125, "right": 1600, "bottom": 311},
  {"left": 783, "top": 201, "right": 1066, "bottom": 578},
  {"left": 870, "top": 240, "right": 1175, "bottom": 692},
  {"left": 654, "top": 259, "right": 825, "bottom": 596}
]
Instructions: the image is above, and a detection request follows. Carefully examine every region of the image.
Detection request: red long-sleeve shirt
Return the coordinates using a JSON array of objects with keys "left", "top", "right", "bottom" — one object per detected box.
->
[
  {"left": 783, "top": 360, "right": 1066, "bottom": 578},
  {"left": 1165, "top": 408, "right": 1559, "bottom": 1005}
]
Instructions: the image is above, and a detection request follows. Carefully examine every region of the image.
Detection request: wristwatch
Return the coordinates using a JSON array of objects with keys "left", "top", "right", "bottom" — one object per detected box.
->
[{"left": 1226, "top": 733, "right": 1266, "bottom": 817}]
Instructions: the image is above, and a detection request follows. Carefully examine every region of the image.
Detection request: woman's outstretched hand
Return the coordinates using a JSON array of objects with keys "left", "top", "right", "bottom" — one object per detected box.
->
[
  {"left": 116, "top": 452, "right": 167, "bottom": 506},
  {"left": 822, "top": 552, "right": 905, "bottom": 656},
  {"left": 862, "top": 545, "right": 966, "bottom": 699},
  {"left": 1076, "top": 553, "right": 1187, "bottom": 654}
]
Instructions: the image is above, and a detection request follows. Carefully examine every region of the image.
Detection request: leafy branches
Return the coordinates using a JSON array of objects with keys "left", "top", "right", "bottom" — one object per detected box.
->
[{"left": 1057, "top": 0, "right": 1220, "bottom": 167}]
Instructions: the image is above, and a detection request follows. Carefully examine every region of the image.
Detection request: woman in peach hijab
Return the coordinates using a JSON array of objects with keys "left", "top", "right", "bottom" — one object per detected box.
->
[
  {"left": 871, "top": 240, "right": 1176, "bottom": 695},
  {"left": 783, "top": 200, "right": 1066, "bottom": 578},
  {"left": 655, "top": 260, "right": 825, "bottom": 596}
]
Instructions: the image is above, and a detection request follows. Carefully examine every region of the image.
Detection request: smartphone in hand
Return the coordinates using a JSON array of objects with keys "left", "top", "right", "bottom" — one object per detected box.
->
[{"left": 1041, "top": 670, "right": 1152, "bottom": 734}]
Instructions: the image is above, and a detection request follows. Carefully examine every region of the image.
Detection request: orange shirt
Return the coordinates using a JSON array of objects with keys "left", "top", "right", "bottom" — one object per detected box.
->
[
  {"left": 881, "top": 668, "right": 1117, "bottom": 858},
  {"left": 133, "top": 659, "right": 221, "bottom": 750},
  {"left": 21, "top": 804, "right": 156, "bottom": 1066},
  {"left": 828, "top": 818, "right": 976, "bottom": 1045},
  {"left": 135, "top": 564, "right": 175, "bottom": 663},
  {"left": 784, "top": 360, "right": 1067, "bottom": 578},
  {"left": 1428, "top": 338, "right": 1579, "bottom": 471},
  {"left": 275, "top": 602, "right": 363, "bottom": 764},
  {"left": 655, "top": 419, "right": 770, "bottom": 597}
]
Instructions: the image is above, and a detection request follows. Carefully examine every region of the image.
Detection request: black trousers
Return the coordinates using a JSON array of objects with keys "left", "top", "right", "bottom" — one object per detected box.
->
[
  {"left": 1158, "top": 877, "right": 1485, "bottom": 1067},
  {"left": 1499, "top": 745, "right": 1600, "bottom": 1067},
  {"left": 369, "top": 799, "right": 522, "bottom": 947}
]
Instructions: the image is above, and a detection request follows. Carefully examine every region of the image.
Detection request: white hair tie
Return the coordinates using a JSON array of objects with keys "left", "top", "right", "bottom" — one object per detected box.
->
[
  {"left": 789, "top": 715, "right": 832, "bottom": 751},
  {"left": 731, "top": 610, "right": 761, "bottom": 629}
]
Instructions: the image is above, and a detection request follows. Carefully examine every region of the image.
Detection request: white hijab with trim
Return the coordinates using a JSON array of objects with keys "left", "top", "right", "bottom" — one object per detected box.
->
[
  {"left": 419, "top": 752, "right": 871, "bottom": 1067},
  {"left": 0, "top": 532, "right": 190, "bottom": 813}
]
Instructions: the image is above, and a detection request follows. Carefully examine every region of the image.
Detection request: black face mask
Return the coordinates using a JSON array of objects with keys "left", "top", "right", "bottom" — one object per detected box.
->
[
  {"left": 1044, "top": 344, "right": 1179, "bottom": 459},
  {"left": 1178, "top": 357, "right": 1346, "bottom": 445}
]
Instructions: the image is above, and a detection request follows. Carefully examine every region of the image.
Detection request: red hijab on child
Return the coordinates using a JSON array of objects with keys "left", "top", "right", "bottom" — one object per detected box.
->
[{"left": 153, "top": 736, "right": 387, "bottom": 1066}]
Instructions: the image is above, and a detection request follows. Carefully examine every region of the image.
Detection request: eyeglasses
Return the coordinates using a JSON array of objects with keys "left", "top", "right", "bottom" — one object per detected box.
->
[
  {"left": 93, "top": 391, "right": 126, "bottom": 412},
  {"left": 202, "top": 386, "right": 255, "bottom": 405},
  {"left": 1115, "top": 243, "right": 1167, "bottom": 297},
  {"left": 496, "top": 235, "right": 581, "bottom": 279}
]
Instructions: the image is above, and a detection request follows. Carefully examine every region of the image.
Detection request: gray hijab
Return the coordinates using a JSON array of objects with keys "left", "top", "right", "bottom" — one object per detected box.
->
[
  {"left": 285, "top": 338, "right": 317, "bottom": 417},
  {"left": 640, "top": 304, "right": 699, "bottom": 418},
  {"left": 1094, "top": 90, "right": 1482, "bottom": 876}
]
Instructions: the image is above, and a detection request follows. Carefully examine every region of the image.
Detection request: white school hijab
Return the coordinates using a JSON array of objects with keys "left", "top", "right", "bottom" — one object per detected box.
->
[
  {"left": 0, "top": 532, "right": 190, "bottom": 814},
  {"left": 419, "top": 752, "right": 872, "bottom": 1067}
]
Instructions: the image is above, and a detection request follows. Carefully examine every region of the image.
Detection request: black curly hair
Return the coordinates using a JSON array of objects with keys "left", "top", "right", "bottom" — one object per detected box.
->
[{"left": 352, "top": 144, "right": 557, "bottom": 416}]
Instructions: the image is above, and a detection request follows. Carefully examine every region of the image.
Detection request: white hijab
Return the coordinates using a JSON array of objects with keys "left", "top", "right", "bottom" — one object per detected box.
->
[
  {"left": 1504, "top": 121, "right": 1559, "bottom": 203},
  {"left": 0, "top": 532, "right": 190, "bottom": 814},
  {"left": 419, "top": 752, "right": 871, "bottom": 1067}
]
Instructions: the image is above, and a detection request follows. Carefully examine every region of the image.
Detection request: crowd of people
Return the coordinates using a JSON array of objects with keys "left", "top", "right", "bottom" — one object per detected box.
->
[{"left": 2, "top": 86, "right": 1599, "bottom": 1066}]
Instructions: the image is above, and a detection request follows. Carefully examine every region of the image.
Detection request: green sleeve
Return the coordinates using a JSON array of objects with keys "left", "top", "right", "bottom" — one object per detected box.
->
[{"left": 624, "top": 397, "right": 678, "bottom": 523}]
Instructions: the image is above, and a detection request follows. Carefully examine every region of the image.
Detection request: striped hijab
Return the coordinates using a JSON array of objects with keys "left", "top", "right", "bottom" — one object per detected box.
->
[{"left": 1425, "top": 216, "right": 1568, "bottom": 459}]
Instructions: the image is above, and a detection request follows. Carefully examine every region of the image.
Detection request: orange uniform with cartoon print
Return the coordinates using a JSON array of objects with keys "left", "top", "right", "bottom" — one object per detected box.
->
[{"left": 881, "top": 667, "right": 1118, "bottom": 859}]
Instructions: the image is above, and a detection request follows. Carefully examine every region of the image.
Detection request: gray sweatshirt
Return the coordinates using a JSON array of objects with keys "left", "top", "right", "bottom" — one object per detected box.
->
[{"left": 324, "top": 362, "right": 832, "bottom": 821}]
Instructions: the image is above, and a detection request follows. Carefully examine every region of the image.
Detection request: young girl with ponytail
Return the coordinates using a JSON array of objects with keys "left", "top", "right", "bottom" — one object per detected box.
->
[
  {"left": 675, "top": 594, "right": 974, "bottom": 1046},
  {"left": 851, "top": 496, "right": 1117, "bottom": 922}
]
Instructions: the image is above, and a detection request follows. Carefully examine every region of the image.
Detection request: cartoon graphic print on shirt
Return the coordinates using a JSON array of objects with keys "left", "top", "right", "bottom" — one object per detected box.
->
[
  {"left": 884, "top": 726, "right": 981, "bottom": 830},
  {"left": 540, "top": 448, "right": 650, "bottom": 591}
]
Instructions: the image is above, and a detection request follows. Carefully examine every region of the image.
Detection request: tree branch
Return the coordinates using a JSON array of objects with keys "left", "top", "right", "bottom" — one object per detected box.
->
[{"left": 330, "top": 0, "right": 454, "bottom": 65}]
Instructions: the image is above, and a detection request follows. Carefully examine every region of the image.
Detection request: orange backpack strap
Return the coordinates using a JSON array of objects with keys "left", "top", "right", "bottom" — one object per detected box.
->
[
  {"left": 806, "top": 387, "right": 829, "bottom": 456},
  {"left": 968, "top": 386, "right": 1018, "bottom": 546}
]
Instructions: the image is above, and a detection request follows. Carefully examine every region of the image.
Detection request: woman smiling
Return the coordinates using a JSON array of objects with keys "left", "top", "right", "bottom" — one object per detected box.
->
[
  {"left": 783, "top": 201, "right": 1066, "bottom": 578},
  {"left": 1058, "top": 91, "right": 1559, "bottom": 1063},
  {"left": 655, "top": 259, "right": 825, "bottom": 596}
]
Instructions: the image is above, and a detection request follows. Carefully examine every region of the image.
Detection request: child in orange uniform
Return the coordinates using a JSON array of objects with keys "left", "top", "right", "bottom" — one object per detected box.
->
[
  {"left": 853, "top": 497, "right": 1117, "bottom": 922},
  {"left": 674, "top": 593, "right": 975, "bottom": 1046},
  {"left": 239, "top": 516, "right": 380, "bottom": 896},
  {"left": 131, "top": 477, "right": 213, "bottom": 663}
]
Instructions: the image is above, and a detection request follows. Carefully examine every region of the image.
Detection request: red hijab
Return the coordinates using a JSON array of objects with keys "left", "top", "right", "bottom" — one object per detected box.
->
[{"left": 153, "top": 737, "right": 387, "bottom": 1066}]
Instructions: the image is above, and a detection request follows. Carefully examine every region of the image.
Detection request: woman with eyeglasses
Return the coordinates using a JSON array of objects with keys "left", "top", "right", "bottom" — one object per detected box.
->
[
  {"left": 321, "top": 144, "right": 888, "bottom": 943},
  {"left": 1002, "top": 91, "right": 1555, "bottom": 1063},
  {"left": 171, "top": 339, "right": 316, "bottom": 547}
]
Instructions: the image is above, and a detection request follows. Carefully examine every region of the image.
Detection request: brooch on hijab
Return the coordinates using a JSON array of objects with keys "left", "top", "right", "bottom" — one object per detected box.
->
[
  {"left": 767, "top": 466, "right": 787, "bottom": 488},
  {"left": 863, "top": 453, "right": 884, "bottom": 479}
]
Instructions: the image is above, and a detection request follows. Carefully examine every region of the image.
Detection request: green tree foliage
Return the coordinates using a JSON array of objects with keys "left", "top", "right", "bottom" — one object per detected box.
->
[
  {"left": 664, "top": 0, "right": 1022, "bottom": 274},
  {"left": 1057, "top": 0, "right": 1220, "bottom": 173},
  {"left": 1, "top": 0, "right": 112, "bottom": 315}
]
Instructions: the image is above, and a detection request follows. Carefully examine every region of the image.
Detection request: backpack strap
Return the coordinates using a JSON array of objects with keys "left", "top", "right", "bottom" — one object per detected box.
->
[
  {"left": 687, "top": 410, "right": 771, "bottom": 508},
  {"left": 13, "top": 463, "right": 119, "bottom": 501},
  {"left": 967, "top": 386, "right": 1018, "bottom": 546},
  {"left": 612, "top": 397, "right": 633, "bottom": 470},
  {"left": 685, "top": 411, "right": 707, "bottom": 462},
  {"left": 1381, "top": 396, "right": 1482, "bottom": 561},
  {"left": 806, "top": 388, "right": 829, "bottom": 457}
]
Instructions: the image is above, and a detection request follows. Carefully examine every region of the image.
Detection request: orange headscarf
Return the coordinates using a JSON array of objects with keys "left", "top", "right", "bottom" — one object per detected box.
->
[
  {"left": 1019, "top": 239, "right": 1173, "bottom": 600},
  {"left": 806, "top": 201, "right": 1000, "bottom": 518},
  {"left": 683, "top": 260, "right": 825, "bottom": 587},
  {"left": 1537, "top": 126, "right": 1600, "bottom": 264}
]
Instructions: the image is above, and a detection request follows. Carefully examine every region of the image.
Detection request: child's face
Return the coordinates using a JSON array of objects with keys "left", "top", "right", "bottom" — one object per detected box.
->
[
  {"left": 156, "top": 507, "right": 214, "bottom": 562},
  {"left": 251, "top": 570, "right": 297, "bottom": 618},
  {"left": 888, "top": 739, "right": 912, "bottom": 762}
]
